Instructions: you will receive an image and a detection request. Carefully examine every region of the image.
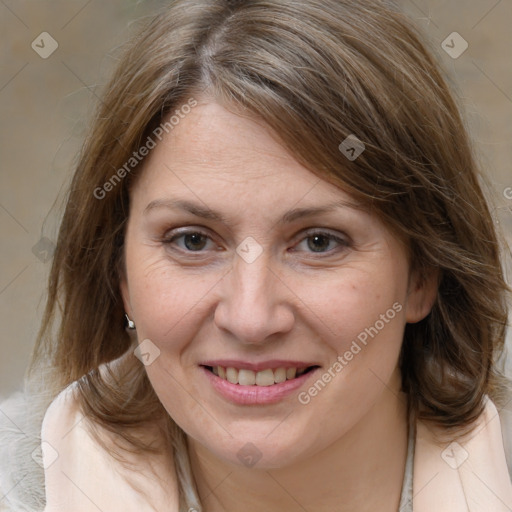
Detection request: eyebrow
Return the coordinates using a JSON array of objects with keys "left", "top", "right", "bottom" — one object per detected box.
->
[{"left": 143, "top": 198, "right": 363, "bottom": 225}]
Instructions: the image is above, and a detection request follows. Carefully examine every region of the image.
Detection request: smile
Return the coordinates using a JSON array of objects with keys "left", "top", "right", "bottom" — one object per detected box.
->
[
  {"left": 200, "top": 361, "right": 320, "bottom": 405},
  {"left": 205, "top": 365, "right": 314, "bottom": 386}
]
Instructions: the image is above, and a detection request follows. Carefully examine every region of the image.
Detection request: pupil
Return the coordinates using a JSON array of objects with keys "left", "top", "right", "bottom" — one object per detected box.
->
[
  {"left": 185, "top": 233, "right": 206, "bottom": 251},
  {"left": 308, "top": 235, "right": 329, "bottom": 252}
]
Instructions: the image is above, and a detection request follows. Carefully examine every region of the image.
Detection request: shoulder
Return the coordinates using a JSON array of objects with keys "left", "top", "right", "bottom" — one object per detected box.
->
[
  {"left": 42, "top": 380, "right": 179, "bottom": 512},
  {"left": 476, "top": 397, "right": 512, "bottom": 481},
  {"left": 413, "top": 396, "right": 512, "bottom": 511},
  {"left": 40, "top": 382, "right": 81, "bottom": 449}
]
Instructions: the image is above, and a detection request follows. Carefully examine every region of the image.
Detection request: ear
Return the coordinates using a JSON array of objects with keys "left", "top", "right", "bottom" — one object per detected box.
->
[{"left": 405, "top": 266, "right": 439, "bottom": 324}]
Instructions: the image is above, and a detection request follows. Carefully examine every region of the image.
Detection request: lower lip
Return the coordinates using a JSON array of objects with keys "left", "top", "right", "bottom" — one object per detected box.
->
[{"left": 201, "top": 366, "right": 319, "bottom": 405}]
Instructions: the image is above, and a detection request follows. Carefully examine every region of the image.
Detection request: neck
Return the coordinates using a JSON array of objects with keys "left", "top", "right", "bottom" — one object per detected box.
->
[{"left": 188, "top": 380, "right": 409, "bottom": 512}]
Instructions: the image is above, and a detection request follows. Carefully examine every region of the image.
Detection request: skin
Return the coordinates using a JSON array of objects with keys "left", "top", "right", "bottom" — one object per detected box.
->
[{"left": 120, "top": 98, "right": 438, "bottom": 512}]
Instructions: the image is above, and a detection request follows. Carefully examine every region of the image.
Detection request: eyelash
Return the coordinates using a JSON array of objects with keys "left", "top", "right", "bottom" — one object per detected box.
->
[{"left": 161, "top": 228, "right": 349, "bottom": 256}]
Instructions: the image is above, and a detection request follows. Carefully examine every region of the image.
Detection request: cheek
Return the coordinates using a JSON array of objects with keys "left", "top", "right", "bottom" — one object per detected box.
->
[
  {"left": 303, "top": 261, "right": 408, "bottom": 345},
  {"left": 302, "top": 265, "right": 407, "bottom": 397},
  {"left": 296, "top": 261, "right": 408, "bottom": 410},
  {"left": 294, "top": 277, "right": 406, "bottom": 448},
  {"left": 126, "top": 248, "right": 219, "bottom": 345},
  {"left": 145, "top": 363, "right": 215, "bottom": 438}
]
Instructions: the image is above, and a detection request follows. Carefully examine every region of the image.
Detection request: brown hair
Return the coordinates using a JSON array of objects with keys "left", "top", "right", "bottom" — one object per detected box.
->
[{"left": 32, "top": 0, "right": 510, "bottom": 508}]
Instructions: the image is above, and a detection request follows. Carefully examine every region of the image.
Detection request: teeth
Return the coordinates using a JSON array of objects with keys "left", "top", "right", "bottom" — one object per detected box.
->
[
  {"left": 238, "top": 369, "right": 256, "bottom": 386},
  {"left": 211, "top": 365, "right": 309, "bottom": 386},
  {"left": 286, "top": 368, "right": 297, "bottom": 380},
  {"left": 274, "top": 367, "right": 287, "bottom": 383},
  {"left": 255, "top": 369, "right": 275, "bottom": 386},
  {"left": 226, "top": 367, "right": 238, "bottom": 384}
]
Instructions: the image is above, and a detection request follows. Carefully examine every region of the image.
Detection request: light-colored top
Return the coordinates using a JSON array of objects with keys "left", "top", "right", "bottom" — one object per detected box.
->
[
  {"left": 413, "top": 399, "right": 512, "bottom": 511},
  {"left": 42, "top": 382, "right": 180, "bottom": 511},
  {"left": 1, "top": 384, "right": 511, "bottom": 512},
  {"left": 40, "top": 385, "right": 512, "bottom": 512}
]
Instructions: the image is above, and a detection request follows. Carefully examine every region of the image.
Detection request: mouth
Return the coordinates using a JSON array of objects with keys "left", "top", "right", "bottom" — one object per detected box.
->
[
  {"left": 202, "top": 365, "right": 318, "bottom": 386},
  {"left": 199, "top": 361, "right": 321, "bottom": 405}
]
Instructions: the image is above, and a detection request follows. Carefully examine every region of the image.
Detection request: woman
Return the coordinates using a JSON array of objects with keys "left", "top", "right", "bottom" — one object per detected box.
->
[{"left": 1, "top": 0, "right": 511, "bottom": 511}]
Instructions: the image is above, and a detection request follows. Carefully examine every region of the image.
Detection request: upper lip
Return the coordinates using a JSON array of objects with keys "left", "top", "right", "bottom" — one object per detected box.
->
[{"left": 200, "top": 360, "right": 320, "bottom": 372}]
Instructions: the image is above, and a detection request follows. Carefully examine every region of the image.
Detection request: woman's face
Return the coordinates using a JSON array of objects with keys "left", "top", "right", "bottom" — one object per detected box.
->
[{"left": 121, "top": 99, "right": 435, "bottom": 469}]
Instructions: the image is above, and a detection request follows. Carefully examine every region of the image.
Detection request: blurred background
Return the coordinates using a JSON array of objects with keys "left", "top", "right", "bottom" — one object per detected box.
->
[{"left": 1, "top": 0, "right": 511, "bottom": 396}]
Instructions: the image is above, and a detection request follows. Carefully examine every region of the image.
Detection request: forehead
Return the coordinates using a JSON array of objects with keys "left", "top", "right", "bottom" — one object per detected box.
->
[
  {"left": 152, "top": 101, "right": 309, "bottom": 179},
  {"left": 135, "top": 100, "right": 356, "bottom": 206}
]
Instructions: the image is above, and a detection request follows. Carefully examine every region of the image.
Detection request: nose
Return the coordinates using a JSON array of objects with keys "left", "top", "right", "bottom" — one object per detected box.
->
[{"left": 213, "top": 252, "right": 295, "bottom": 345}]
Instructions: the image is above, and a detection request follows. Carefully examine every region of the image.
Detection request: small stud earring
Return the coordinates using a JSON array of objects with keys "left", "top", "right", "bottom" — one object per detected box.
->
[{"left": 125, "top": 314, "right": 136, "bottom": 330}]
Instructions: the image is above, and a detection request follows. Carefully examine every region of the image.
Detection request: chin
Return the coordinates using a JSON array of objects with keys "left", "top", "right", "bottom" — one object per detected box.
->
[{"left": 191, "top": 418, "right": 324, "bottom": 470}]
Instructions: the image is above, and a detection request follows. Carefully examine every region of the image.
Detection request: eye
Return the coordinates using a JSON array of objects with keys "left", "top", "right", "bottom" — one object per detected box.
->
[
  {"left": 162, "top": 229, "right": 216, "bottom": 252},
  {"left": 294, "top": 230, "right": 348, "bottom": 255},
  {"left": 162, "top": 228, "right": 349, "bottom": 256}
]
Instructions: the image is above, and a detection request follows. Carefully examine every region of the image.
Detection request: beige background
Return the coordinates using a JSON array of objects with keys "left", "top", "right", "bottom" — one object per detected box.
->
[{"left": 1, "top": 0, "right": 511, "bottom": 396}]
